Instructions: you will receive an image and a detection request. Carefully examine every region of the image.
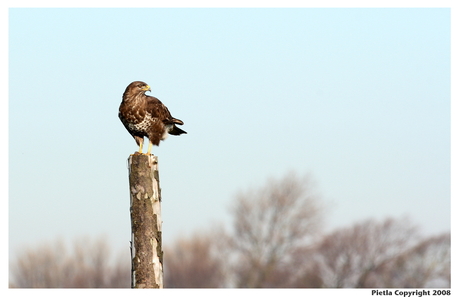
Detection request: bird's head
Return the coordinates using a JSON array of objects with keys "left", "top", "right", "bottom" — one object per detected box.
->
[
  {"left": 122, "top": 81, "right": 151, "bottom": 101},
  {"left": 134, "top": 81, "right": 151, "bottom": 93}
]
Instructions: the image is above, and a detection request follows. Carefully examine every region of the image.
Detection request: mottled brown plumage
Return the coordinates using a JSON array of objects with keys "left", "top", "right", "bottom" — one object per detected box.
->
[{"left": 119, "top": 81, "right": 186, "bottom": 154}]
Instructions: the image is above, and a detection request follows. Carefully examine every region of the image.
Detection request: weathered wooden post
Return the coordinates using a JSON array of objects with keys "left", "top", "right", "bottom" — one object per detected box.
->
[{"left": 128, "top": 152, "right": 163, "bottom": 288}]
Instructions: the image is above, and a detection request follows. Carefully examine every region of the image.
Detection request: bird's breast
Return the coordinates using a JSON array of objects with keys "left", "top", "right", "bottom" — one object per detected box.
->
[{"left": 128, "top": 112, "right": 158, "bottom": 133}]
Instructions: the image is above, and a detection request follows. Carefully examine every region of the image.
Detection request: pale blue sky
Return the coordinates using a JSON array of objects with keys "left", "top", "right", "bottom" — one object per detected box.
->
[{"left": 8, "top": 8, "right": 451, "bottom": 259}]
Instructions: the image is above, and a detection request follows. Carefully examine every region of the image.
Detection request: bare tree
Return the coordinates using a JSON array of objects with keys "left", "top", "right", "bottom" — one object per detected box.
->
[
  {"left": 367, "top": 232, "right": 451, "bottom": 288},
  {"left": 10, "top": 239, "right": 71, "bottom": 288},
  {"left": 310, "top": 217, "right": 420, "bottom": 288},
  {"left": 9, "top": 236, "right": 130, "bottom": 288},
  {"left": 228, "top": 172, "right": 324, "bottom": 288},
  {"left": 108, "top": 251, "right": 132, "bottom": 288},
  {"left": 164, "top": 229, "right": 226, "bottom": 288}
]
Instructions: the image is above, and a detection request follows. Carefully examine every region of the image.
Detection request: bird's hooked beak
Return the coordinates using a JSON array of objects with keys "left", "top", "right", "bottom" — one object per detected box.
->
[{"left": 142, "top": 85, "right": 151, "bottom": 92}]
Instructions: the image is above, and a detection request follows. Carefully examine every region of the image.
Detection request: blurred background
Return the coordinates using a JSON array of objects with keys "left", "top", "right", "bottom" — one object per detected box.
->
[{"left": 8, "top": 7, "right": 451, "bottom": 288}]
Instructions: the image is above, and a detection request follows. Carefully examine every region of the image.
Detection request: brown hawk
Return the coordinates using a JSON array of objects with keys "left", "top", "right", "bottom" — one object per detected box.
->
[{"left": 119, "top": 81, "right": 186, "bottom": 154}]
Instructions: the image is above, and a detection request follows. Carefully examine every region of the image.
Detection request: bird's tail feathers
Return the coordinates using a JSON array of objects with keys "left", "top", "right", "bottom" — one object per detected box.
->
[{"left": 169, "top": 125, "right": 187, "bottom": 135}]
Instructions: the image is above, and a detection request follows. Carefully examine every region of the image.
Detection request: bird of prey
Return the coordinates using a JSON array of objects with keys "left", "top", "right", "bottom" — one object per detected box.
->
[{"left": 119, "top": 81, "right": 186, "bottom": 154}]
